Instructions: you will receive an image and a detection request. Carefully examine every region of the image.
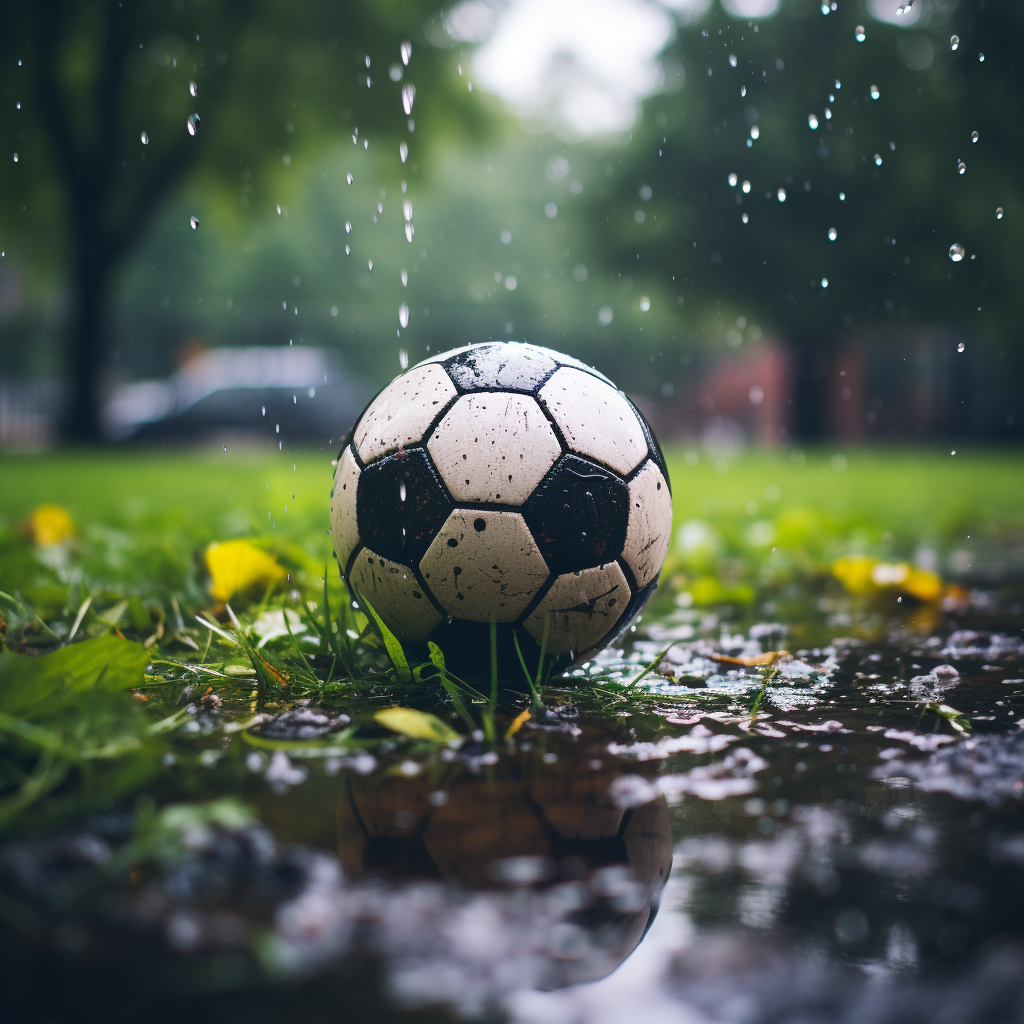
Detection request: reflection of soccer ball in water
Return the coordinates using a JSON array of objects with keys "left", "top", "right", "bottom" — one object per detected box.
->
[
  {"left": 336, "top": 754, "right": 673, "bottom": 986},
  {"left": 331, "top": 341, "right": 672, "bottom": 675}
]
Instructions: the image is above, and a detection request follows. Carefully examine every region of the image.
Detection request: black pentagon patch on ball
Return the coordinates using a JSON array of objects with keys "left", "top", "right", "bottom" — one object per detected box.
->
[
  {"left": 626, "top": 397, "right": 671, "bottom": 495},
  {"left": 356, "top": 448, "right": 453, "bottom": 566},
  {"left": 523, "top": 454, "right": 629, "bottom": 574},
  {"left": 443, "top": 342, "right": 558, "bottom": 394}
]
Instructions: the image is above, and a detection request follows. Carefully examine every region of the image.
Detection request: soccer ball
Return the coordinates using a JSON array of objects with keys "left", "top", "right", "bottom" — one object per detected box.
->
[{"left": 330, "top": 342, "right": 671, "bottom": 677}]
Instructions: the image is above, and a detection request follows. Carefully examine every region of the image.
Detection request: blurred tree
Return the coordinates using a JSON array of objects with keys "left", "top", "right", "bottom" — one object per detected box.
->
[
  {"left": 0, "top": 0, "right": 470, "bottom": 440},
  {"left": 588, "top": 0, "right": 1022, "bottom": 434}
]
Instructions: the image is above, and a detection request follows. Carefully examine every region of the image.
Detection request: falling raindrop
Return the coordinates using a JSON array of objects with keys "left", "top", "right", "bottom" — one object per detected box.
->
[
  {"left": 741, "top": 212, "right": 749, "bottom": 223},
  {"left": 869, "top": 85, "right": 880, "bottom": 100},
  {"left": 957, "top": 160, "right": 966, "bottom": 174},
  {"left": 828, "top": 227, "right": 837, "bottom": 241},
  {"left": 824, "top": 107, "right": 832, "bottom": 120},
  {"left": 896, "top": 0, "right": 913, "bottom": 14},
  {"left": 855, "top": 25, "right": 866, "bottom": 42},
  {"left": 190, "top": 215, "right": 199, "bottom": 230},
  {"left": 808, "top": 113, "right": 819, "bottom": 130},
  {"left": 820, "top": 2, "right": 829, "bottom": 12},
  {"left": 949, "top": 243, "right": 965, "bottom": 262},
  {"left": 403, "top": 200, "right": 413, "bottom": 221},
  {"left": 140, "top": 131, "right": 149, "bottom": 145},
  {"left": 345, "top": 221, "right": 352, "bottom": 233},
  {"left": 345, "top": 245, "right": 350, "bottom": 255},
  {"left": 728, "top": 173, "right": 738, "bottom": 187},
  {"left": 839, "top": 191, "right": 846, "bottom": 201},
  {"left": 821, "top": 277, "right": 829, "bottom": 288},
  {"left": 729, "top": 54, "right": 737, "bottom": 67},
  {"left": 740, "top": 86, "right": 746, "bottom": 97},
  {"left": 187, "top": 113, "right": 200, "bottom": 135},
  {"left": 750, "top": 125, "right": 760, "bottom": 140},
  {"left": 401, "top": 269, "right": 408, "bottom": 286},
  {"left": 400, "top": 40, "right": 412, "bottom": 66},
  {"left": 399, "top": 303, "right": 410, "bottom": 328},
  {"left": 366, "top": 76, "right": 372, "bottom": 88},
  {"left": 12, "top": 153, "right": 18, "bottom": 163},
  {"left": 978, "top": 53, "right": 985, "bottom": 62},
  {"left": 346, "top": 172, "right": 353, "bottom": 185},
  {"left": 399, "top": 481, "right": 407, "bottom": 501},
  {"left": 402, "top": 84, "right": 416, "bottom": 115},
  {"left": 950, "top": 35, "right": 959, "bottom": 50},
  {"left": 405, "top": 223, "right": 415, "bottom": 242},
  {"left": 189, "top": 80, "right": 198, "bottom": 97},
  {"left": 996, "top": 207, "right": 1004, "bottom": 220},
  {"left": 777, "top": 188, "right": 786, "bottom": 202},
  {"left": 958, "top": 342, "right": 965, "bottom": 353},
  {"left": 874, "top": 153, "right": 883, "bottom": 166},
  {"left": 368, "top": 259, "right": 373, "bottom": 271},
  {"left": 971, "top": 131, "right": 979, "bottom": 143},
  {"left": 399, "top": 141, "right": 408, "bottom": 163},
  {"left": 365, "top": 55, "right": 371, "bottom": 68},
  {"left": 742, "top": 179, "right": 751, "bottom": 193},
  {"left": 640, "top": 297, "right": 651, "bottom": 311},
  {"left": 377, "top": 202, "right": 383, "bottom": 214}
]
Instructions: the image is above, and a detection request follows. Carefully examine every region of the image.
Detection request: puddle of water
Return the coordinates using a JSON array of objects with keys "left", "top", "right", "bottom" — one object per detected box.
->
[{"left": 4, "top": 590, "right": 1024, "bottom": 1022}]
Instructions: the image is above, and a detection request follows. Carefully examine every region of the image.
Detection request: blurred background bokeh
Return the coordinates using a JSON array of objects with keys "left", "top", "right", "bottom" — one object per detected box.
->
[{"left": 0, "top": 0, "right": 1020, "bottom": 452}]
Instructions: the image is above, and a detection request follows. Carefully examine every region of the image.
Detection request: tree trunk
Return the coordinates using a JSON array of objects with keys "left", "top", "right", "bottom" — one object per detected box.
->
[{"left": 60, "top": 242, "right": 110, "bottom": 443}]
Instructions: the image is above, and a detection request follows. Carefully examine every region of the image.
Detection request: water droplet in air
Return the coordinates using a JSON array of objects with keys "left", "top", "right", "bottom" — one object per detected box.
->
[
  {"left": 399, "top": 481, "right": 407, "bottom": 501},
  {"left": 808, "top": 113, "right": 819, "bottom": 130},
  {"left": 545, "top": 202, "right": 558, "bottom": 218},
  {"left": 874, "top": 153, "right": 883, "bottom": 166},
  {"left": 729, "top": 54, "right": 737, "bottom": 67},
  {"left": 189, "top": 80, "right": 198, "bottom": 97},
  {"left": 824, "top": 107, "right": 832, "bottom": 120},
  {"left": 140, "top": 131, "right": 148, "bottom": 145},
  {"left": 870, "top": 85, "right": 880, "bottom": 100},
  {"left": 187, "top": 113, "right": 200, "bottom": 135},
  {"left": 190, "top": 215, "right": 199, "bottom": 230},
  {"left": 855, "top": 25, "right": 866, "bottom": 42},
  {"left": 821, "top": 2, "right": 829, "bottom": 13},
  {"left": 401, "top": 41, "right": 412, "bottom": 66},
  {"left": 740, "top": 85, "right": 746, "bottom": 97},
  {"left": 728, "top": 173, "right": 737, "bottom": 187},
  {"left": 368, "top": 259, "right": 373, "bottom": 271},
  {"left": 365, "top": 55, "right": 371, "bottom": 68},
  {"left": 821, "top": 277, "right": 828, "bottom": 288},
  {"left": 403, "top": 200, "right": 413, "bottom": 222},
  {"left": 957, "top": 160, "right": 966, "bottom": 175},
  {"left": 640, "top": 297, "right": 650, "bottom": 311},
  {"left": 12, "top": 153, "right": 18, "bottom": 163},
  {"left": 958, "top": 342, "right": 965, "bottom": 353},
  {"left": 597, "top": 306, "right": 613, "bottom": 326},
  {"left": 401, "top": 269, "right": 408, "bottom": 286},
  {"left": 405, "top": 223, "right": 415, "bottom": 242},
  {"left": 949, "top": 243, "right": 965, "bottom": 262},
  {"left": 996, "top": 207, "right": 1004, "bottom": 220},
  {"left": 839, "top": 191, "right": 846, "bottom": 201},
  {"left": 828, "top": 227, "right": 837, "bottom": 241},
  {"left": 777, "top": 188, "right": 786, "bottom": 202},
  {"left": 345, "top": 221, "right": 351, "bottom": 233},
  {"left": 979, "top": 53, "right": 985, "bottom": 62},
  {"left": 345, "top": 245, "right": 350, "bottom": 255},
  {"left": 399, "top": 141, "right": 408, "bottom": 163},
  {"left": 742, "top": 212, "right": 749, "bottom": 223},
  {"left": 402, "top": 84, "right": 416, "bottom": 115},
  {"left": 399, "top": 303, "right": 410, "bottom": 328},
  {"left": 950, "top": 35, "right": 959, "bottom": 50},
  {"left": 346, "top": 172, "right": 353, "bottom": 185},
  {"left": 971, "top": 131, "right": 979, "bottom": 143},
  {"left": 742, "top": 179, "right": 750, "bottom": 193},
  {"left": 750, "top": 125, "right": 760, "bottom": 140}
]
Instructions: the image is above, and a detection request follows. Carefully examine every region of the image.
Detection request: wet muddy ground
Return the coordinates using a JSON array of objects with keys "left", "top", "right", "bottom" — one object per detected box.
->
[{"left": 5, "top": 585, "right": 1024, "bottom": 1024}]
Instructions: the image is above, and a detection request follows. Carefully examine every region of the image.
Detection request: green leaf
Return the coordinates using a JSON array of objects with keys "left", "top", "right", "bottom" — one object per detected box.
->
[
  {"left": 0, "top": 635, "right": 149, "bottom": 716},
  {"left": 359, "top": 595, "right": 411, "bottom": 684},
  {"left": 374, "top": 707, "right": 459, "bottom": 744}
]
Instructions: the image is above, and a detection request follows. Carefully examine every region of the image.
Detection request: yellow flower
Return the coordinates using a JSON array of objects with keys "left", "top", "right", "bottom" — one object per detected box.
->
[
  {"left": 28, "top": 504, "right": 74, "bottom": 546},
  {"left": 831, "top": 555, "right": 879, "bottom": 596},
  {"left": 205, "top": 540, "right": 286, "bottom": 602},
  {"left": 832, "top": 556, "right": 943, "bottom": 604}
]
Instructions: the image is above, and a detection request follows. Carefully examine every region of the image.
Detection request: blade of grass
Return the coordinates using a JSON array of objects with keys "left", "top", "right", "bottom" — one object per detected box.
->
[
  {"left": 512, "top": 630, "right": 542, "bottom": 707},
  {"left": 68, "top": 595, "right": 92, "bottom": 642},
  {"left": 536, "top": 613, "right": 551, "bottom": 689},
  {"left": 625, "top": 643, "right": 673, "bottom": 689},
  {"left": 427, "top": 642, "right": 477, "bottom": 733},
  {"left": 359, "top": 594, "right": 411, "bottom": 684}
]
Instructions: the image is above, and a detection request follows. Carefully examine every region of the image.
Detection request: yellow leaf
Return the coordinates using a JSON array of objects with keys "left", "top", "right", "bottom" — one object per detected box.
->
[
  {"left": 505, "top": 708, "right": 531, "bottom": 740},
  {"left": 903, "top": 567, "right": 943, "bottom": 603},
  {"left": 28, "top": 504, "right": 74, "bottom": 546},
  {"left": 374, "top": 707, "right": 460, "bottom": 744},
  {"left": 831, "top": 555, "right": 879, "bottom": 595},
  {"left": 205, "top": 540, "right": 286, "bottom": 602}
]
